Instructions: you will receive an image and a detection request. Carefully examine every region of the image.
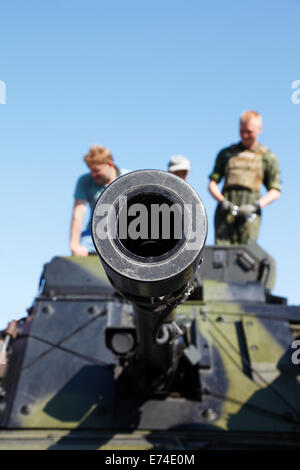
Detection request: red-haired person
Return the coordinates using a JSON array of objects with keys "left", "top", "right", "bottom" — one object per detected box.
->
[{"left": 70, "top": 145, "right": 130, "bottom": 256}]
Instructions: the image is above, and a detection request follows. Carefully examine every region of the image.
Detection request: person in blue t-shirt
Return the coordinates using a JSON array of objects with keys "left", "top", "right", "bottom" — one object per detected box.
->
[{"left": 70, "top": 145, "right": 129, "bottom": 256}]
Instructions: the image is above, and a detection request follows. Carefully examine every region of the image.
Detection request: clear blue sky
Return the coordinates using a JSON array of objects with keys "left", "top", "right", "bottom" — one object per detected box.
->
[{"left": 1, "top": 0, "right": 300, "bottom": 328}]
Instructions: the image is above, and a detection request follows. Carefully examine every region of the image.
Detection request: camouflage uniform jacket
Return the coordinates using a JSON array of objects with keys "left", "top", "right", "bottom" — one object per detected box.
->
[{"left": 209, "top": 142, "right": 282, "bottom": 200}]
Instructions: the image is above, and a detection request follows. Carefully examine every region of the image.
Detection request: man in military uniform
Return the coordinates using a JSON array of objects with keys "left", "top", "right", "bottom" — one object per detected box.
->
[{"left": 208, "top": 111, "right": 281, "bottom": 245}]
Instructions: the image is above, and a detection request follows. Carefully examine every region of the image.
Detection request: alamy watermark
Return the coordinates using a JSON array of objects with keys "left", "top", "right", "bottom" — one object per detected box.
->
[
  {"left": 0, "top": 340, "right": 6, "bottom": 365},
  {"left": 0, "top": 80, "right": 6, "bottom": 104},
  {"left": 94, "top": 197, "right": 204, "bottom": 250},
  {"left": 291, "top": 80, "right": 300, "bottom": 104},
  {"left": 291, "top": 340, "right": 300, "bottom": 365}
]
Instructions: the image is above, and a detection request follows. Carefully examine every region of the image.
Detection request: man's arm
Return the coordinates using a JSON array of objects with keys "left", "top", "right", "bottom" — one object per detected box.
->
[
  {"left": 260, "top": 152, "right": 281, "bottom": 209},
  {"left": 258, "top": 188, "right": 280, "bottom": 208},
  {"left": 238, "top": 188, "right": 280, "bottom": 218},
  {"left": 208, "top": 180, "right": 226, "bottom": 203},
  {"left": 70, "top": 199, "right": 88, "bottom": 256},
  {"left": 208, "top": 148, "right": 229, "bottom": 203}
]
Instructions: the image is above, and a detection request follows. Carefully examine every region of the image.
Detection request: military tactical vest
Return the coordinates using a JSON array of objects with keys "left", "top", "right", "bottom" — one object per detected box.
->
[{"left": 224, "top": 145, "right": 268, "bottom": 192}]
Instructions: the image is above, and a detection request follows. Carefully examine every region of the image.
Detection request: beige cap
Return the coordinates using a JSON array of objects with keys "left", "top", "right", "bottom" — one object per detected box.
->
[{"left": 168, "top": 155, "right": 190, "bottom": 172}]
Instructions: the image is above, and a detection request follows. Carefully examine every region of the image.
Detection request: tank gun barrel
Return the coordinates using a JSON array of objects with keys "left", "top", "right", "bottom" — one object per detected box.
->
[{"left": 92, "top": 170, "right": 207, "bottom": 380}]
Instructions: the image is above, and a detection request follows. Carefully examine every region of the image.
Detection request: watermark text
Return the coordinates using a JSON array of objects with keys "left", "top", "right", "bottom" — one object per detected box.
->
[
  {"left": 94, "top": 198, "right": 204, "bottom": 250},
  {"left": 291, "top": 80, "right": 300, "bottom": 104},
  {"left": 0, "top": 340, "right": 6, "bottom": 365},
  {"left": 0, "top": 80, "right": 6, "bottom": 104},
  {"left": 292, "top": 340, "right": 300, "bottom": 365}
]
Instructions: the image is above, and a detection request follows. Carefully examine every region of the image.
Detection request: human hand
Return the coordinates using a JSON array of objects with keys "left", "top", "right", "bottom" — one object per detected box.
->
[
  {"left": 71, "top": 245, "right": 89, "bottom": 257},
  {"left": 220, "top": 199, "right": 233, "bottom": 212},
  {"left": 238, "top": 203, "right": 259, "bottom": 219}
]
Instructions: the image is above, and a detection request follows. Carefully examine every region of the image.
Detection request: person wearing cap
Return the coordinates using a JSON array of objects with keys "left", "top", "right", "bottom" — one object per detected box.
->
[
  {"left": 70, "top": 145, "right": 130, "bottom": 256},
  {"left": 168, "top": 155, "right": 190, "bottom": 181},
  {"left": 208, "top": 111, "right": 281, "bottom": 245}
]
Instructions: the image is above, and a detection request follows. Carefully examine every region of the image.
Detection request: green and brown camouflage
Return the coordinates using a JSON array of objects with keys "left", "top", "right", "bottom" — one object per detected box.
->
[
  {"left": 0, "top": 245, "right": 299, "bottom": 450},
  {"left": 209, "top": 142, "right": 282, "bottom": 192}
]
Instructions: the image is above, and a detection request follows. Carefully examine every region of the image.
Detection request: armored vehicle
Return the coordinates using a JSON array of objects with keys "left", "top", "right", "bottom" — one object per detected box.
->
[{"left": 0, "top": 170, "right": 299, "bottom": 450}]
